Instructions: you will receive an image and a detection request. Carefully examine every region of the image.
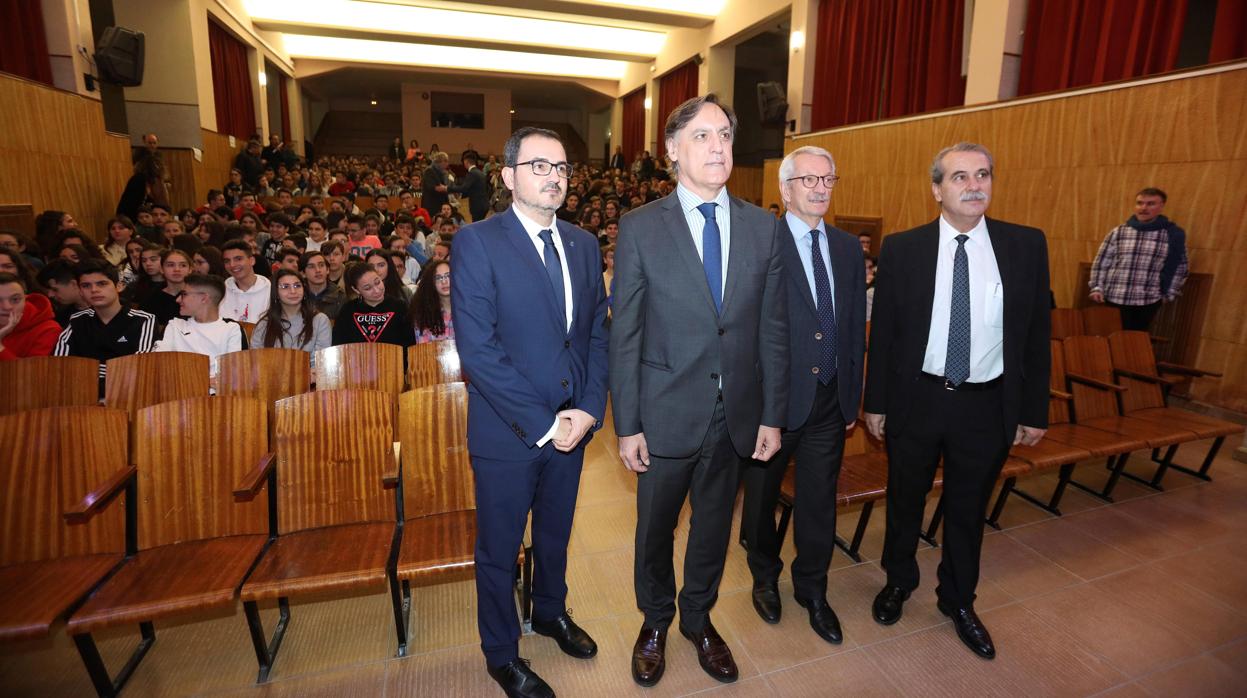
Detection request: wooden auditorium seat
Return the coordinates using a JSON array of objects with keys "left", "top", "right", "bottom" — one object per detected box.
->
[
  {"left": 0, "top": 407, "right": 129, "bottom": 646},
  {"left": 313, "top": 343, "right": 404, "bottom": 396},
  {"left": 1080, "top": 305, "right": 1123, "bottom": 336},
  {"left": 390, "top": 383, "right": 530, "bottom": 654},
  {"left": 103, "top": 352, "right": 210, "bottom": 419},
  {"left": 238, "top": 389, "right": 400, "bottom": 682},
  {"left": 216, "top": 348, "right": 312, "bottom": 406},
  {"left": 1107, "top": 330, "right": 1243, "bottom": 482},
  {"left": 0, "top": 355, "right": 100, "bottom": 415},
  {"left": 404, "top": 339, "right": 462, "bottom": 389},
  {"left": 1062, "top": 335, "right": 1200, "bottom": 495},
  {"left": 66, "top": 397, "right": 272, "bottom": 697},
  {"left": 1050, "top": 308, "right": 1085, "bottom": 339}
]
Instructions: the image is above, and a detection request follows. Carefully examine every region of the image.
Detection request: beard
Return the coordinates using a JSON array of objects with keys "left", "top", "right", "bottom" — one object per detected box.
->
[{"left": 515, "top": 183, "right": 564, "bottom": 214}]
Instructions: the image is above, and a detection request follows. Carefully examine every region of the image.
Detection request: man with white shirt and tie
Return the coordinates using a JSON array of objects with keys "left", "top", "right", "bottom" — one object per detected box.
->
[
  {"left": 452, "top": 127, "right": 610, "bottom": 698},
  {"left": 740, "top": 146, "right": 865, "bottom": 644},
  {"left": 863, "top": 142, "right": 1050, "bottom": 659}
]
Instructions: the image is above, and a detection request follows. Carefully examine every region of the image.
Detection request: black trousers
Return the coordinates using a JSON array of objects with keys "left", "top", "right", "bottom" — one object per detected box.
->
[
  {"left": 741, "top": 379, "right": 846, "bottom": 601},
  {"left": 634, "top": 400, "right": 739, "bottom": 633},
  {"left": 1109, "top": 301, "right": 1162, "bottom": 332},
  {"left": 881, "top": 377, "right": 1009, "bottom": 608}
]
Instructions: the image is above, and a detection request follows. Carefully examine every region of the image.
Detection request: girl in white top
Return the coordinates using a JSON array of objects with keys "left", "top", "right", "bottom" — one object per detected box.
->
[{"left": 252, "top": 269, "right": 332, "bottom": 360}]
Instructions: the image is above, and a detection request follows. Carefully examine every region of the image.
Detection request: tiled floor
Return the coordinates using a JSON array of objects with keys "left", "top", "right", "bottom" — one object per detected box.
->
[{"left": 2, "top": 430, "right": 1245, "bottom": 697}]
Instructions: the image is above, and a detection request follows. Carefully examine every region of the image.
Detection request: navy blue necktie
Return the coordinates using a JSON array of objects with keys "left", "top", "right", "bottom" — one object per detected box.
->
[
  {"left": 538, "top": 229, "right": 566, "bottom": 330},
  {"left": 696, "top": 202, "right": 723, "bottom": 315},
  {"left": 810, "top": 229, "right": 837, "bottom": 384},
  {"left": 945, "top": 234, "right": 971, "bottom": 386}
]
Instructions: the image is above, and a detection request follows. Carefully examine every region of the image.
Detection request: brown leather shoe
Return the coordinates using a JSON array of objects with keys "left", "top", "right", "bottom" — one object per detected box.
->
[
  {"left": 631, "top": 625, "right": 666, "bottom": 687},
  {"left": 679, "top": 620, "right": 738, "bottom": 683}
]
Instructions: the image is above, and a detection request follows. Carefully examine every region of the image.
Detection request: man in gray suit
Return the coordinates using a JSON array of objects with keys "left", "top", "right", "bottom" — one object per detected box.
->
[{"left": 610, "top": 94, "right": 789, "bottom": 688}]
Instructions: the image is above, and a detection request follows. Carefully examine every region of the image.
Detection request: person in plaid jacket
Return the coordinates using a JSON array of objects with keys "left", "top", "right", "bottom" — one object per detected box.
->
[{"left": 1089, "top": 187, "right": 1188, "bottom": 331}]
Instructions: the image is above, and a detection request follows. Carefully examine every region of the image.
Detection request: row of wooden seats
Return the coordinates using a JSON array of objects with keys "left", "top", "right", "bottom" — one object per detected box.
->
[
  {"left": 768, "top": 330, "right": 1240, "bottom": 556},
  {"left": 0, "top": 385, "right": 523, "bottom": 696},
  {"left": 1051, "top": 305, "right": 1163, "bottom": 340},
  {"left": 0, "top": 341, "right": 462, "bottom": 418}
]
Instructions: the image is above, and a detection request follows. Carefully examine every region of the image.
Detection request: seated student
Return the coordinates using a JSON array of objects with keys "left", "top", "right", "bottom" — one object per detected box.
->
[
  {"left": 391, "top": 214, "right": 429, "bottom": 271},
  {"left": 37, "top": 259, "right": 91, "bottom": 326},
  {"left": 153, "top": 273, "right": 246, "bottom": 375},
  {"left": 135, "top": 205, "right": 161, "bottom": 243},
  {"left": 321, "top": 239, "right": 348, "bottom": 290},
  {"left": 259, "top": 213, "right": 293, "bottom": 268},
  {"left": 331, "top": 262, "right": 413, "bottom": 347},
  {"left": 304, "top": 216, "right": 329, "bottom": 252},
  {"left": 0, "top": 230, "right": 45, "bottom": 271},
  {"left": 276, "top": 247, "right": 303, "bottom": 274},
  {"left": 300, "top": 250, "right": 344, "bottom": 320},
  {"left": 123, "top": 241, "right": 166, "bottom": 307},
  {"left": 193, "top": 245, "right": 227, "bottom": 278},
  {"left": 344, "top": 215, "right": 382, "bottom": 259},
  {"left": 141, "top": 248, "right": 194, "bottom": 326},
  {"left": 219, "top": 239, "right": 271, "bottom": 323},
  {"left": 101, "top": 216, "right": 136, "bottom": 267},
  {"left": 252, "top": 269, "right": 331, "bottom": 357},
  {"left": 0, "top": 271, "right": 61, "bottom": 360},
  {"left": 54, "top": 260, "right": 157, "bottom": 394},
  {"left": 233, "top": 191, "right": 267, "bottom": 220},
  {"left": 408, "top": 258, "right": 453, "bottom": 344},
  {"left": 364, "top": 248, "right": 410, "bottom": 303}
]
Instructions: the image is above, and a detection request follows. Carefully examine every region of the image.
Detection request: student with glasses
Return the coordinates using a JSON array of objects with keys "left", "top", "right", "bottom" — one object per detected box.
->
[
  {"left": 408, "top": 258, "right": 453, "bottom": 344},
  {"left": 252, "top": 269, "right": 331, "bottom": 356}
]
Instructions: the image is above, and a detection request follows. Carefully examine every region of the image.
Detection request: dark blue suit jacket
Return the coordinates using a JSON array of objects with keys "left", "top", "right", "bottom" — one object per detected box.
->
[
  {"left": 451, "top": 207, "right": 610, "bottom": 461},
  {"left": 778, "top": 218, "right": 866, "bottom": 429}
]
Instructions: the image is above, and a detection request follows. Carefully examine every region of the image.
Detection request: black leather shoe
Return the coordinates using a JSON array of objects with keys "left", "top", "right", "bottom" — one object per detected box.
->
[
  {"left": 872, "top": 585, "right": 911, "bottom": 626},
  {"left": 937, "top": 600, "right": 996, "bottom": 659},
  {"left": 751, "top": 582, "right": 782, "bottom": 624},
  {"left": 532, "top": 611, "right": 597, "bottom": 659},
  {"left": 486, "top": 658, "right": 555, "bottom": 698},
  {"left": 631, "top": 625, "right": 667, "bottom": 687},
  {"left": 679, "top": 621, "right": 738, "bottom": 683},
  {"left": 795, "top": 596, "right": 843, "bottom": 644}
]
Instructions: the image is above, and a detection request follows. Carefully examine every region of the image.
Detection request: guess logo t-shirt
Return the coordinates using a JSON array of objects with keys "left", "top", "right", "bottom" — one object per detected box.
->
[{"left": 353, "top": 311, "right": 396, "bottom": 342}]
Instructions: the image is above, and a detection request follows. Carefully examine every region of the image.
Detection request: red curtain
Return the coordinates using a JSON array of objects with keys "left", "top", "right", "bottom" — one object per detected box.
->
[
  {"left": 208, "top": 20, "right": 256, "bottom": 139},
  {"left": 1210, "top": 0, "right": 1247, "bottom": 63},
  {"left": 1017, "top": 0, "right": 1189, "bottom": 96},
  {"left": 621, "top": 87, "right": 646, "bottom": 165},
  {"left": 810, "top": 0, "right": 966, "bottom": 131},
  {"left": 278, "top": 74, "right": 291, "bottom": 142},
  {"left": 656, "top": 61, "right": 699, "bottom": 159},
  {"left": 0, "top": 0, "right": 53, "bottom": 85}
]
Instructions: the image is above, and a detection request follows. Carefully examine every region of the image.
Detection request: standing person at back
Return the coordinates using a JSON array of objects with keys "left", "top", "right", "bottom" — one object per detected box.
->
[
  {"left": 610, "top": 94, "right": 788, "bottom": 688},
  {"left": 863, "top": 142, "right": 1049, "bottom": 660},
  {"left": 1088, "top": 187, "right": 1188, "bottom": 331},
  {"left": 452, "top": 127, "right": 609, "bottom": 698},
  {"left": 450, "top": 151, "right": 492, "bottom": 223}
]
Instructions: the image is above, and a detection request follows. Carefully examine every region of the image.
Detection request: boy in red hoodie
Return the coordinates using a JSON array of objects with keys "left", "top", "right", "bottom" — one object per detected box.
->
[{"left": 0, "top": 272, "right": 62, "bottom": 360}]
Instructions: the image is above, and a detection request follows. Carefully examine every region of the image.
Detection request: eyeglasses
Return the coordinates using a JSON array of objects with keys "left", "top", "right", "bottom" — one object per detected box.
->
[
  {"left": 786, "top": 175, "right": 840, "bottom": 189},
  {"left": 513, "top": 159, "right": 572, "bottom": 179},
  {"left": 277, "top": 283, "right": 303, "bottom": 291},
  {"left": 433, "top": 273, "right": 451, "bottom": 283}
]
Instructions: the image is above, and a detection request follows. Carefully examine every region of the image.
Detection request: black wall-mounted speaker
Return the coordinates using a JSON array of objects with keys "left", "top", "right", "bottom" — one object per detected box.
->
[{"left": 95, "top": 27, "right": 145, "bottom": 87}]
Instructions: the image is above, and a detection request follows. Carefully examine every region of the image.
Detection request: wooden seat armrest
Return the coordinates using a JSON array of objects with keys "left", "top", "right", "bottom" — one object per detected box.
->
[
  {"left": 65, "top": 465, "right": 136, "bottom": 524},
  {"left": 1049, "top": 389, "right": 1073, "bottom": 401},
  {"left": 1157, "top": 361, "right": 1222, "bottom": 378},
  {"left": 1066, "top": 372, "right": 1125, "bottom": 393},
  {"left": 1113, "top": 368, "right": 1168, "bottom": 384},
  {"left": 1148, "top": 334, "right": 1170, "bottom": 344},
  {"left": 383, "top": 441, "right": 401, "bottom": 488},
  {"left": 233, "top": 452, "right": 276, "bottom": 500}
]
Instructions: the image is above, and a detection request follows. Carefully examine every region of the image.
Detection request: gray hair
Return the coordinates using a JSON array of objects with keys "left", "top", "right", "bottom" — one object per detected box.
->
[
  {"left": 778, "top": 146, "right": 836, "bottom": 188},
  {"left": 503, "top": 127, "right": 562, "bottom": 167},
  {"left": 930, "top": 142, "right": 994, "bottom": 184}
]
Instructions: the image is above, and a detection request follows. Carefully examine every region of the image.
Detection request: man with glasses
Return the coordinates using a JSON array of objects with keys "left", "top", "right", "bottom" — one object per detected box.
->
[
  {"left": 610, "top": 94, "right": 788, "bottom": 688},
  {"left": 740, "top": 146, "right": 865, "bottom": 644},
  {"left": 451, "top": 127, "right": 609, "bottom": 698}
]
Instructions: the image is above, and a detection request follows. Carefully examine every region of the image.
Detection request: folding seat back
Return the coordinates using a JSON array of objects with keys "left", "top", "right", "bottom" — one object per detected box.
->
[
  {"left": 0, "top": 356, "right": 100, "bottom": 415},
  {"left": 104, "top": 352, "right": 209, "bottom": 420},
  {"left": 1050, "top": 309, "right": 1084, "bottom": 339},
  {"left": 314, "top": 343, "right": 404, "bottom": 396},
  {"left": 1107, "top": 330, "right": 1167, "bottom": 412},
  {"left": 217, "top": 347, "right": 312, "bottom": 407},
  {"left": 1061, "top": 336, "right": 1121, "bottom": 419},
  {"left": 405, "top": 340, "right": 462, "bottom": 390},
  {"left": 398, "top": 383, "right": 474, "bottom": 520},
  {"left": 1081, "top": 305, "right": 1122, "bottom": 337}
]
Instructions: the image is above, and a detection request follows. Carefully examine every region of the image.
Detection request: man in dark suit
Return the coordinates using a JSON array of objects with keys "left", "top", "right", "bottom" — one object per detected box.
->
[
  {"left": 863, "top": 142, "right": 1049, "bottom": 659},
  {"left": 609, "top": 145, "right": 627, "bottom": 171},
  {"left": 422, "top": 151, "right": 451, "bottom": 214},
  {"left": 450, "top": 151, "right": 492, "bottom": 223},
  {"left": 452, "top": 127, "right": 610, "bottom": 698},
  {"left": 740, "top": 146, "right": 865, "bottom": 643},
  {"left": 610, "top": 94, "right": 788, "bottom": 688}
]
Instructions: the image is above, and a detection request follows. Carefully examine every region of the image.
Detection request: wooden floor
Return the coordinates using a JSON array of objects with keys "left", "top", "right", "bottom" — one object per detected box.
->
[{"left": 2, "top": 424, "right": 1246, "bottom": 697}]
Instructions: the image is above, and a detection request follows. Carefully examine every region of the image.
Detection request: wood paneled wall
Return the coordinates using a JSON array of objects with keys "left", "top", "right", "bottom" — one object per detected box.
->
[
  {"left": 0, "top": 73, "right": 133, "bottom": 243},
  {"left": 726, "top": 165, "right": 764, "bottom": 207},
  {"left": 165, "top": 129, "right": 242, "bottom": 212},
  {"left": 786, "top": 65, "right": 1247, "bottom": 412}
]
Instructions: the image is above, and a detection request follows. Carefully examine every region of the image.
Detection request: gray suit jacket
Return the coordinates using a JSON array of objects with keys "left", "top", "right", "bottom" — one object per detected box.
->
[{"left": 609, "top": 190, "right": 789, "bottom": 459}]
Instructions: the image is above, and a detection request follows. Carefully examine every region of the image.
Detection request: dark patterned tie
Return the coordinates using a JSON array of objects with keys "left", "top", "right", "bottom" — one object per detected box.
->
[
  {"left": 810, "top": 229, "right": 837, "bottom": 384},
  {"left": 945, "top": 233, "right": 971, "bottom": 386},
  {"left": 538, "top": 229, "right": 566, "bottom": 330},
  {"left": 696, "top": 202, "right": 723, "bottom": 315}
]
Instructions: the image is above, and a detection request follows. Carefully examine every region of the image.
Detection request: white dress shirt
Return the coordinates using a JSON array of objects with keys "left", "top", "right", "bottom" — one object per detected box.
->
[
  {"left": 511, "top": 205, "right": 574, "bottom": 446},
  {"left": 922, "top": 215, "right": 1004, "bottom": 382},
  {"left": 675, "top": 183, "right": 731, "bottom": 296},
  {"left": 785, "top": 212, "right": 835, "bottom": 312}
]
